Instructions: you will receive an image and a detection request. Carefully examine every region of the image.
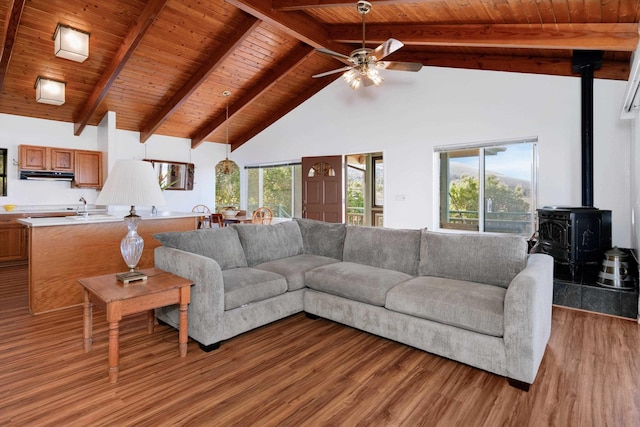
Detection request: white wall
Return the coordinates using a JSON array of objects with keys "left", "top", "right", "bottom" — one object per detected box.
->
[
  {"left": 233, "top": 67, "right": 633, "bottom": 248},
  {"left": 0, "top": 112, "right": 227, "bottom": 212}
]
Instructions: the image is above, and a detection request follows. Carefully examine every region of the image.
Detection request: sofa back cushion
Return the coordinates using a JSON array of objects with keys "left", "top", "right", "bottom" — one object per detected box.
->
[
  {"left": 232, "top": 221, "right": 304, "bottom": 267},
  {"left": 294, "top": 218, "right": 346, "bottom": 260},
  {"left": 342, "top": 225, "right": 421, "bottom": 276},
  {"left": 419, "top": 231, "right": 528, "bottom": 288},
  {"left": 154, "top": 227, "right": 248, "bottom": 270}
]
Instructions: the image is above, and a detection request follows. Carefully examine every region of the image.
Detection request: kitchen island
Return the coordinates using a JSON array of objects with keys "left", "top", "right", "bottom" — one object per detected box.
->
[{"left": 18, "top": 212, "right": 199, "bottom": 314}]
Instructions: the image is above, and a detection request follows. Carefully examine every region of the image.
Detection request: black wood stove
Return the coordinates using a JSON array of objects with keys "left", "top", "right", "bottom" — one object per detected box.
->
[{"left": 536, "top": 206, "right": 611, "bottom": 278}]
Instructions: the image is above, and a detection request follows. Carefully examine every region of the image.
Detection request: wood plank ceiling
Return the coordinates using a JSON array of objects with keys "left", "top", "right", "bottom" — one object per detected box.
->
[{"left": 0, "top": 0, "right": 638, "bottom": 151}]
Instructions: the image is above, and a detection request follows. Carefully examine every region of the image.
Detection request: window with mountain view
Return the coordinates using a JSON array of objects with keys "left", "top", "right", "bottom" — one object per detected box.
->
[{"left": 437, "top": 139, "right": 537, "bottom": 235}]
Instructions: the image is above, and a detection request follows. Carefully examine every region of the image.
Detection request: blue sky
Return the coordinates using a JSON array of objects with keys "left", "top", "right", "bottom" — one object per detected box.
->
[{"left": 453, "top": 144, "right": 533, "bottom": 181}]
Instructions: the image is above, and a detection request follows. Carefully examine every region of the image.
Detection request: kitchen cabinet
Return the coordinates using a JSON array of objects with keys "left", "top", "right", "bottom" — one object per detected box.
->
[
  {"left": 19, "top": 145, "right": 74, "bottom": 171},
  {"left": 73, "top": 150, "right": 103, "bottom": 189},
  {"left": 0, "top": 215, "right": 27, "bottom": 263}
]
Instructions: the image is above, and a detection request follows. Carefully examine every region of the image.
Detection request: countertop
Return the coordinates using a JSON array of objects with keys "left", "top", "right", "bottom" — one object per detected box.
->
[
  {"left": 17, "top": 211, "right": 200, "bottom": 227},
  {"left": 0, "top": 204, "right": 105, "bottom": 216}
]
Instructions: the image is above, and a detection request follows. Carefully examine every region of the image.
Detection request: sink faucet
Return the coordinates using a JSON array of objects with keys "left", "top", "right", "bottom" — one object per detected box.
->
[{"left": 77, "top": 197, "right": 88, "bottom": 217}]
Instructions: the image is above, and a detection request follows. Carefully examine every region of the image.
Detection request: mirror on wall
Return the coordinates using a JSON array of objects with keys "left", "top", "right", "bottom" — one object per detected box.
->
[{"left": 144, "top": 159, "right": 194, "bottom": 191}]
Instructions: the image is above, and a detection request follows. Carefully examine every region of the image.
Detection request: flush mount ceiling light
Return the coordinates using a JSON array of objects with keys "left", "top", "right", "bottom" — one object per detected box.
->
[
  {"left": 34, "top": 77, "right": 66, "bottom": 106},
  {"left": 215, "top": 90, "right": 240, "bottom": 175},
  {"left": 53, "top": 24, "right": 89, "bottom": 63}
]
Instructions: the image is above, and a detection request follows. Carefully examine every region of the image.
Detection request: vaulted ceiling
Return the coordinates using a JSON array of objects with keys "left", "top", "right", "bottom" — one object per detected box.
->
[{"left": 0, "top": 0, "right": 638, "bottom": 151}]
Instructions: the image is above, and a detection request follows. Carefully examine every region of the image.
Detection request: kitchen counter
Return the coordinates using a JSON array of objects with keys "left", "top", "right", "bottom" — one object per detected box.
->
[
  {"left": 0, "top": 204, "right": 105, "bottom": 216},
  {"left": 23, "top": 212, "right": 199, "bottom": 314},
  {"left": 18, "top": 211, "right": 200, "bottom": 227}
]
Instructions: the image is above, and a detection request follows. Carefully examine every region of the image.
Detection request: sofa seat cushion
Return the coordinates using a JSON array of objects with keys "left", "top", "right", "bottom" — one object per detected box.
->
[
  {"left": 306, "top": 262, "right": 413, "bottom": 306},
  {"left": 255, "top": 254, "right": 340, "bottom": 291},
  {"left": 385, "top": 276, "right": 506, "bottom": 337},
  {"left": 222, "top": 268, "right": 288, "bottom": 310}
]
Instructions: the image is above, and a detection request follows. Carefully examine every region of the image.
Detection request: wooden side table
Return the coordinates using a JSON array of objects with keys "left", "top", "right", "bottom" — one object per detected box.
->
[{"left": 77, "top": 268, "right": 193, "bottom": 383}]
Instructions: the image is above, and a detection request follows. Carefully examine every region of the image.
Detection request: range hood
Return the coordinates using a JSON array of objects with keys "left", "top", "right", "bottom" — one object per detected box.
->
[{"left": 20, "top": 170, "right": 74, "bottom": 181}]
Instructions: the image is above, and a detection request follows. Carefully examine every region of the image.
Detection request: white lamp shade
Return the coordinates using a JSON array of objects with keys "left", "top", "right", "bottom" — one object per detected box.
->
[
  {"left": 96, "top": 160, "right": 165, "bottom": 207},
  {"left": 54, "top": 24, "right": 89, "bottom": 63},
  {"left": 35, "top": 77, "right": 65, "bottom": 105}
]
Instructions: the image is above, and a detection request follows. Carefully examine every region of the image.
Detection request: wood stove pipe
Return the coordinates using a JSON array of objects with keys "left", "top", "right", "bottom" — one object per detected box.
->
[{"left": 572, "top": 51, "right": 603, "bottom": 208}]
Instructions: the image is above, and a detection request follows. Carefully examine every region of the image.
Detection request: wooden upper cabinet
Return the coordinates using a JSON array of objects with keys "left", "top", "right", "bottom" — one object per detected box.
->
[
  {"left": 19, "top": 145, "right": 74, "bottom": 171},
  {"left": 73, "top": 150, "right": 103, "bottom": 189},
  {"left": 50, "top": 148, "right": 74, "bottom": 171}
]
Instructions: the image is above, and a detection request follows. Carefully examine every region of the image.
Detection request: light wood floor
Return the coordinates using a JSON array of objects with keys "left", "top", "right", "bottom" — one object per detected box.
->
[{"left": 1, "top": 265, "right": 639, "bottom": 426}]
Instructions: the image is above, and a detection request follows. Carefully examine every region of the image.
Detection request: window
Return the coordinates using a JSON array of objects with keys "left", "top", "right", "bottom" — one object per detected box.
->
[
  {"left": 215, "top": 168, "right": 240, "bottom": 210},
  {"left": 373, "top": 155, "right": 383, "bottom": 208},
  {"left": 437, "top": 139, "right": 537, "bottom": 235},
  {"left": 247, "top": 163, "right": 302, "bottom": 218},
  {"left": 0, "top": 149, "right": 6, "bottom": 197}
]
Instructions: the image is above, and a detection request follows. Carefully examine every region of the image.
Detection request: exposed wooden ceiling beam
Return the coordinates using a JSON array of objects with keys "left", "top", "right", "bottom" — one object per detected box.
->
[
  {"left": 231, "top": 73, "right": 340, "bottom": 151},
  {"left": 73, "top": 0, "right": 169, "bottom": 136},
  {"left": 226, "top": 0, "right": 348, "bottom": 54},
  {"left": 389, "top": 51, "right": 630, "bottom": 80},
  {"left": 191, "top": 44, "right": 315, "bottom": 149},
  {"left": 272, "top": 0, "right": 428, "bottom": 11},
  {"left": 0, "top": 0, "right": 26, "bottom": 92},
  {"left": 329, "top": 23, "right": 639, "bottom": 52},
  {"left": 139, "top": 15, "right": 261, "bottom": 144}
]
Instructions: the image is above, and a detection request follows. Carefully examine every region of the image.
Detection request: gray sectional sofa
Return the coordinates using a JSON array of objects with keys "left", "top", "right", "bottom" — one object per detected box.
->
[{"left": 153, "top": 218, "right": 554, "bottom": 390}]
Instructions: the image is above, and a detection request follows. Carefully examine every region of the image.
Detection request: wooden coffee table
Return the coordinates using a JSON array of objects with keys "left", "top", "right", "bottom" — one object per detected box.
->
[{"left": 77, "top": 268, "right": 193, "bottom": 383}]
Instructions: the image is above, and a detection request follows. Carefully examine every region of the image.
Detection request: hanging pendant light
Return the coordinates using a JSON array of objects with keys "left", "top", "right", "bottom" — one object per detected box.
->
[{"left": 215, "top": 90, "right": 239, "bottom": 175}]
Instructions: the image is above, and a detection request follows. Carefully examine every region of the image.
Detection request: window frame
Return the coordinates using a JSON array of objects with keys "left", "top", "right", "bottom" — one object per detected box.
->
[
  {"left": 435, "top": 138, "right": 538, "bottom": 235},
  {"left": 245, "top": 162, "right": 302, "bottom": 219}
]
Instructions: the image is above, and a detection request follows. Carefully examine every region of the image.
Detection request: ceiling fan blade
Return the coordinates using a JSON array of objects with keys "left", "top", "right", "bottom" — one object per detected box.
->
[
  {"left": 312, "top": 66, "right": 354, "bottom": 78},
  {"left": 378, "top": 61, "right": 423, "bottom": 72},
  {"left": 315, "top": 48, "right": 353, "bottom": 66},
  {"left": 369, "top": 38, "right": 404, "bottom": 61}
]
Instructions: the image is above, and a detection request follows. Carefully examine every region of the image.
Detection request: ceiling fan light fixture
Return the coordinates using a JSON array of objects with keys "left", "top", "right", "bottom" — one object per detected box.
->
[
  {"left": 343, "top": 69, "right": 361, "bottom": 90},
  {"left": 215, "top": 90, "right": 239, "bottom": 175},
  {"left": 367, "top": 67, "right": 383, "bottom": 86}
]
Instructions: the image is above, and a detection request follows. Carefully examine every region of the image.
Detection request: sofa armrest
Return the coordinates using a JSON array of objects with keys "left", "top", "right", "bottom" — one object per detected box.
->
[
  {"left": 503, "top": 253, "right": 554, "bottom": 384},
  {"left": 154, "top": 246, "right": 225, "bottom": 346}
]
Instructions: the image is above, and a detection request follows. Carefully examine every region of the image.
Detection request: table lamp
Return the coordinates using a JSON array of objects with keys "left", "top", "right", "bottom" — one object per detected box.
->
[{"left": 96, "top": 160, "right": 165, "bottom": 283}]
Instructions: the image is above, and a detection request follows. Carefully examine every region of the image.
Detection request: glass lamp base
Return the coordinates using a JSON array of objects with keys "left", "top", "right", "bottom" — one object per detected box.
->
[{"left": 120, "top": 211, "right": 144, "bottom": 274}]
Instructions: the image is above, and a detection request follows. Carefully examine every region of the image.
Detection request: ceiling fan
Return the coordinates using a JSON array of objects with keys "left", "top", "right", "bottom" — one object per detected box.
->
[{"left": 312, "top": 0, "right": 423, "bottom": 90}]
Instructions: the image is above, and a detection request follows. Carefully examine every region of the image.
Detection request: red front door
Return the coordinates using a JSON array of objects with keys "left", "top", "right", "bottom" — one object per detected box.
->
[{"left": 302, "top": 155, "right": 343, "bottom": 223}]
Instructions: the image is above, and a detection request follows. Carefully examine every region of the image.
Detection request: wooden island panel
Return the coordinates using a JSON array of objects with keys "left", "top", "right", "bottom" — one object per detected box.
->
[{"left": 28, "top": 217, "right": 196, "bottom": 314}]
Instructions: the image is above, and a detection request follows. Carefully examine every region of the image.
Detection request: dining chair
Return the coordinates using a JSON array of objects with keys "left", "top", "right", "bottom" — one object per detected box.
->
[
  {"left": 252, "top": 207, "right": 273, "bottom": 225},
  {"left": 192, "top": 204, "right": 212, "bottom": 229},
  {"left": 210, "top": 213, "right": 224, "bottom": 228}
]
